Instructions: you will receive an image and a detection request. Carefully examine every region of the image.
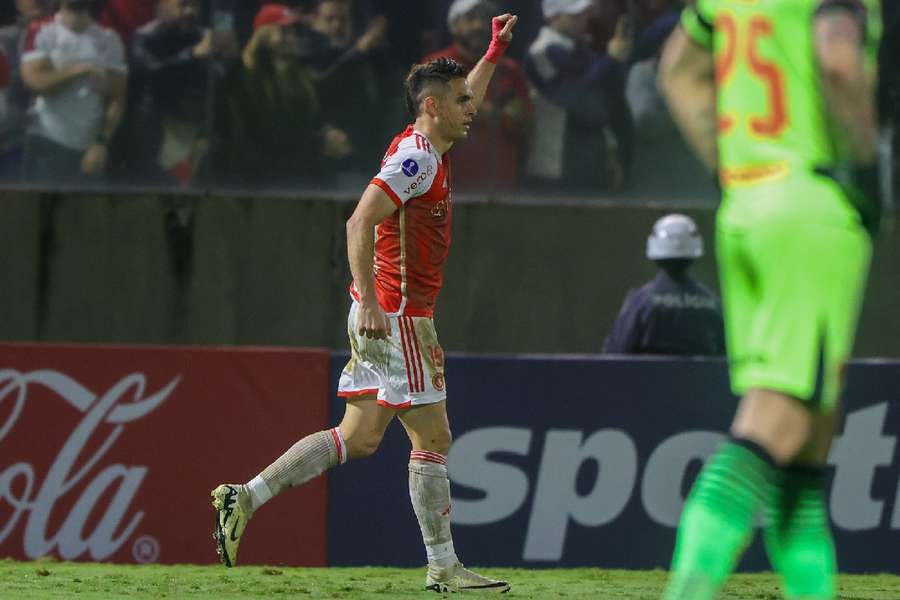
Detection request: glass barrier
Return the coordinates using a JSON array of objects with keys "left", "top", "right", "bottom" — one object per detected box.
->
[{"left": 0, "top": 0, "right": 896, "bottom": 207}]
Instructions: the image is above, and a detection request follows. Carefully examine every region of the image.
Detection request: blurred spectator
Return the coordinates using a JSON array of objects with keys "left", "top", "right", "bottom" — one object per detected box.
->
[
  {"left": 0, "top": 48, "right": 19, "bottom": 180},
  {"left": 233, "top": 1, "right": 313, "bottom": 50},
  {"left": 523, "top": 0, "right": 634, "bottom": 195},
  {"left": 0, "top": 0, "right": 54, "bottom": 56},
  {"left": 0, "top": 0, "right": 53, "bottom": 58},
  {"left": 21, "top": 0, "right": 128, "bottom": 186},
  {"left": 0, "top": 50, "right": 11, "bottom": 174},
  {"left": 98, "top": 0, "right": 158, "bottom": 45},
  {"left": 300, "top": 0, "right": 447, "bottom": 70},
  {"left": 369, "top": 0, "right": 446, "bottom": 69},
  {"left": 630, "top": 0, "right": 680, "bottom": 62},
  {"left": 422, "top": 0, "right": 533, "bottom": 192},
  {"left": 313, "top": 0, "right": 361, "bottom": 49},
  {"left": 880, "top": 6, "right": 900, "bottom": 200},
  {"left": 127, "top": 0, "right": 227, "bottom": 186},
  {"left": 604, "top": 214, "right": 725, "bottom": 356},
  {"left": 624, "top": 0, "right": 712, "bottom": 201},
  {"left": 0, "top": 0, "right": 55, "bottom": 182},
  {"left": 312, "top": 0, "right": 399, "bottom": 183},
  {"left": 208, "top": 4, "right": 350, "bottom": 188},
  {"left": 0, "top": 48, "right": 8, "bottom": 98}
]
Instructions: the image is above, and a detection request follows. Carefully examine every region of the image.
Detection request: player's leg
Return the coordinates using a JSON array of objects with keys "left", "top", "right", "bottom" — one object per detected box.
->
[
  {"left": 764, "top": 410, "right": 839, "bottom": 600},
  {"left": 398, "top": 400, "right": 455, "bottom": 567},
  {"left": 391, "top": 315, "right": 508, "bottom": 593},
  {"left": 664, "top": 217, "right": 818, "bottom": 600},
  {"left": 398, "top": 400, "right": 510, "bottom": 594},
  {"left": 664, "top": 389, "right": 811, "bottom": 600},
  {"left": 211, "top": 396, "right": 394, "bottom": 566},
  {"left": 248, "top": 395, "right": 396, "bottom": 507},
  {"left": 763, "top": 216, "right": 871, "bottom": 600},
  {"left": 211, "top": 301, "right": 395, "bottom": 566}
]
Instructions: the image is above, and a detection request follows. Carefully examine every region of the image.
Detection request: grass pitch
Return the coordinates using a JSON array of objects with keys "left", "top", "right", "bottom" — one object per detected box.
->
[{"left": 2, "top": 559, "right": 899, "bottom": 599}]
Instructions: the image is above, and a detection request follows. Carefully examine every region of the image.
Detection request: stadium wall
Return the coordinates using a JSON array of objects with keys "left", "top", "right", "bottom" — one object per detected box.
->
[
  {"left": 329, "top": 353, "right": 900, "bottom": 574},
  {"left": 1, "top": 343, "right": 897, "bottom": 573},
  {"left": 1, "top": 190, "right": 899, "bottom": 357}
]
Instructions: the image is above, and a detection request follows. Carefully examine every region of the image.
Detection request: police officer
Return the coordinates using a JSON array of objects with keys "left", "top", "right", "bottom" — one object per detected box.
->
[{"left": 603, "top": 214, "right": 725, "bottom": 355}]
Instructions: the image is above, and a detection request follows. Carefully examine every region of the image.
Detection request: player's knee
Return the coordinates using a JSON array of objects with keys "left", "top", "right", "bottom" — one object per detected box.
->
[
  {"left": 731, "top": 391, "right": 812, "bottom": 465},
  {"left": 344, "top": 431, "right": 384, "bottom": 459},
  {"left": 732, "top": 415, "right": 812, "bottom": 465},
  {"left": 417, "top": 428, "right": 452, "bottom": 455}
]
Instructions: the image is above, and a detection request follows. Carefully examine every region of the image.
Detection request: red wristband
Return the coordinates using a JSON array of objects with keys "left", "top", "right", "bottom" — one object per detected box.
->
[{"left": 484, "top": 17, "right": 510, "bottom": 63}]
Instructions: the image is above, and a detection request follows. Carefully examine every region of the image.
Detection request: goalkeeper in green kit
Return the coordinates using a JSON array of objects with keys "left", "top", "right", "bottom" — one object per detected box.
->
[{"left": 657, "top": 0, "right": 882, "bottom": 599}]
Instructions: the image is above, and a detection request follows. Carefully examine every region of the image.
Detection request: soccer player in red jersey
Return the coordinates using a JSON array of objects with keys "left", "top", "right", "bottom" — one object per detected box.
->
[{"left": 212, "top": 13, "right": 519, "bottom": 594}]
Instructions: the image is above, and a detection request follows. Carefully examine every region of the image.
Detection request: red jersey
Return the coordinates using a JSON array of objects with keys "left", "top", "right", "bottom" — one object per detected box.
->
[{"left": 351, "top": 126, "right": 452, "bottom": 318}]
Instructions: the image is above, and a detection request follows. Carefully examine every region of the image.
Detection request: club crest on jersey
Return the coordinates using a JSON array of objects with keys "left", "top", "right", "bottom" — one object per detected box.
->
[
  {"left": 401, "top": 159, "right": 419, "bottom": 177},
  {"left": 431, "top": 196, "right": 450, "bottom": 220},
  {"left": 432, "top": 372, "right": 445, "bottom": 391}
]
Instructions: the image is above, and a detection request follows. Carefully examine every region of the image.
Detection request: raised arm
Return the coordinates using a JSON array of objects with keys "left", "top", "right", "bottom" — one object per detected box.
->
[
  {"left": 815, "top": 1, "right": 877, "bottom": 164},
  {"left": 466, "top": 13, "right": 518, "bottom": 109},
  {"left": 814, "top": 0, "right": 882, "bottom": 233},
  {"left": 346, "top": 184, "right": 398, "bottom": 339},
  {"left": 657, "top": 26, "right": 718, "bottom": 173}
]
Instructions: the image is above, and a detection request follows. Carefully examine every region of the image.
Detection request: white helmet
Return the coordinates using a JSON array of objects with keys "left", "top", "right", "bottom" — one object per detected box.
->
[{"left": 646, "top": 214, "right": 703, "bottom": 260}]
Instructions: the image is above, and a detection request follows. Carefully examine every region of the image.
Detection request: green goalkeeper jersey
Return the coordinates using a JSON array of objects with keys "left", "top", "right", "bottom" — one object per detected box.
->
[{"left": 681, "top": 0, "right": 881, "bottom": 189}]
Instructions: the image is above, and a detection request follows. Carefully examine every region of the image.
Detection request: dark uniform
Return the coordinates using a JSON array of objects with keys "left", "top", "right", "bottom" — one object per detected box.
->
[{"left": 603, "top": 270, "right": 725, "bottom": 356}]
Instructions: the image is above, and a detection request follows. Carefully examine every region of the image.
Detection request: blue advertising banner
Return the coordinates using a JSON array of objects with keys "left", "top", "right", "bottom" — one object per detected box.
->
[{"left": 328, "top": 354, "right": 900, "bottom": 573}]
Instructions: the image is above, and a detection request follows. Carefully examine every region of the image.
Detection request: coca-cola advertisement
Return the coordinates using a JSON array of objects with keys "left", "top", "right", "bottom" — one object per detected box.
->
[{"left": 0, "top": 343, "right": 330, "bottom": 566}]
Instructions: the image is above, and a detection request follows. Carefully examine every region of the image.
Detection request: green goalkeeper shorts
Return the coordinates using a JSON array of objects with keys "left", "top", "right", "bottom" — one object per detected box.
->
[{"left": 717, "top": 172, "right": 872, "bottom": 412}]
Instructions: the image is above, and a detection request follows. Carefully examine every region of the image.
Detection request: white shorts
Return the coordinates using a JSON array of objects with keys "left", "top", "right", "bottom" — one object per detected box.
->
[{"left": 337, "top": 302, "right": 447, "bottom": 408}]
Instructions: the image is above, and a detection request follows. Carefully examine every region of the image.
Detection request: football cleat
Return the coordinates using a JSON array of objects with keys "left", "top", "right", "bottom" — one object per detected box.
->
[
  {"left": 425, "top": 562, "right": 510, "bottom": 593},
  {"left": 211, "top": 484, "right": 252, "bottom": 567}
]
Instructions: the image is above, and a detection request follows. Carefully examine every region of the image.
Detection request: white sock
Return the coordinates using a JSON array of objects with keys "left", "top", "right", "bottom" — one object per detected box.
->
[
  {"left": 246, "top": 476, "right": 272, "bottom": 511},
  {"left": 409, "top": 451, "right": 458, "bottom": 568},
  {"left": 248, "top": 427, "right": 347, "bottom": 510}
]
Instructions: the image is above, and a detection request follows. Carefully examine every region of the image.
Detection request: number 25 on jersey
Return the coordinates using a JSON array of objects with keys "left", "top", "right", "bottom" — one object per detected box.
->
[{"left": 715, "top": 14, "right": 789, "bottom": 139}]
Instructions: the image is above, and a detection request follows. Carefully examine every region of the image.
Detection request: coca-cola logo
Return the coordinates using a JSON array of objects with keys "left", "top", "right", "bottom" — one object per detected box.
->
[{"left": 0, "top": 369, "right": 179, "bottom": 561}]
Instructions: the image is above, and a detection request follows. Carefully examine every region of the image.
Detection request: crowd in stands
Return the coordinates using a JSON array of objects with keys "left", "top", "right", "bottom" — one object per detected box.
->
[{"left": 0, "top": 0, "right": 896, "bottom": 201}]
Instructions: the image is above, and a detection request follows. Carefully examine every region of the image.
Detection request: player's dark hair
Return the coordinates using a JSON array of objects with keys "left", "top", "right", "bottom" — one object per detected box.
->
[{"left": 404, "top": 58, "right": 468, "bottom": 117}]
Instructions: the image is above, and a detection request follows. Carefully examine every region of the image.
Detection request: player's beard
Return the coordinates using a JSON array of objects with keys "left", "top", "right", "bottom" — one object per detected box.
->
[
  {"left": 437, "top": 110, "right": 466, "bottom": 143},
  {"left": 446, "top": 120, "right": 467, "bottom": 142}
]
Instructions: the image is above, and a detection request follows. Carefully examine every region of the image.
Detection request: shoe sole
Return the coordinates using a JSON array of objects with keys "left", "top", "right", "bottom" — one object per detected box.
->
[
  {"left": 425, "top": 582, "right": 511, "bottom": 593},
  {"left": 211, "top": 487, "right": 235, "bottom": 567}
]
